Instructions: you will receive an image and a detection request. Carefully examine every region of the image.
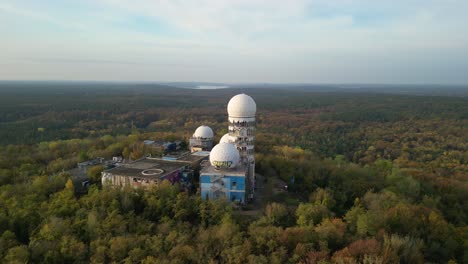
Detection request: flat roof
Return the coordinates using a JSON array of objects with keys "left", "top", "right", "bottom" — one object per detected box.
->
[
  {"left": 155, "top": 150, "right": 209, "bottom": 164},
  {"left": 177, "top": 153, "right": 209, "bottom": 163},
  {"left": 104, "top": 157, "right": 189, "bottom": 179},
  {"left": 192, "top": 151, "right": 211, "bottom": 156}
]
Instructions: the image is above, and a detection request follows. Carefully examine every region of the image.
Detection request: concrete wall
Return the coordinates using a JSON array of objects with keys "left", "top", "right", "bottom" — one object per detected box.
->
[
  {"left": 200, "top": 174, "right": 246, "bottom": 203},
  {"left": 102, "top": 169, "right": 182, "bottom": 188}
]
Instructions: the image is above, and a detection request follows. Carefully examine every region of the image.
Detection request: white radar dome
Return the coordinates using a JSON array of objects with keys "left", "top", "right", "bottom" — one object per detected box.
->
[
  {"left": 227, "top": 94, "right": 256, "bottom": 118},
  {"left": 219, "top": 133, "right": 234, "bottom": 144},
  {"left": 209, "top": 143, "right": 240, "bottom": 169},
  {"left": 193, "top": 125, "right": 214, "bottom": 139}
]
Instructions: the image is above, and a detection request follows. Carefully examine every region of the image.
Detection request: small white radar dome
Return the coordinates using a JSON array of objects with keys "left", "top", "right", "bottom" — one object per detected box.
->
[
  {"left": 227, "top": 94, "right": 256, "bottom": 118},
  {"left": 209, "top": 143, "right": 240, "bottom": 169},
  {"left": 219, "top": 133, "right": 234, "bottom": 144},
  {"left": 193, "top": 125, "right": 214, "bottom": 139}
]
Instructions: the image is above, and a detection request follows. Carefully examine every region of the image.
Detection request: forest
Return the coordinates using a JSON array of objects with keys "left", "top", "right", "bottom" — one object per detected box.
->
[{"left": 0, "top": 82, "right": 467, "bottom": 263}]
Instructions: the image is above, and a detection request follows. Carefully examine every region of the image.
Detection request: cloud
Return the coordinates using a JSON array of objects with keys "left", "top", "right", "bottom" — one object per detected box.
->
[
  {"left": 18, "top": 57, "right": 214, "bottom": 69},
  {"left": 0, "top": 2, "right": 87, "bottom": 31},
  {"left": 84, "top": 0, "right": 468, "bottom": 55},
  {"left": 0, "top": 0, "right": 467, "bottom": 83}
]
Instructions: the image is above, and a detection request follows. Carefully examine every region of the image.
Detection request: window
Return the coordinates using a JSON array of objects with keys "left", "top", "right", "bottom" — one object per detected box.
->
[{"left": 232, "top": 182, "right": 237, "bottom": 190}]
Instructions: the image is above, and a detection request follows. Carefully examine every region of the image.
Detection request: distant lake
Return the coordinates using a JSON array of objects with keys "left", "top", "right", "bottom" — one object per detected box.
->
[{"left": 197, "top": 85, "right": 229, "bottom": 89}]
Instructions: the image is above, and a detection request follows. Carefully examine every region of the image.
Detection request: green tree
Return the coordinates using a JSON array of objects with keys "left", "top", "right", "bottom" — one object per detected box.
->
[
  {"left": 87, "top": 165, "right": 104, "bottom": 183},
  {"left": 3, "top": 245, "right": 29, "bottom": 264},
  {"left": 296, "top": 203, "right": 332, "bottom": 227},
  {"left": 382, "top": 234, "right": 424, "bottom": 264},
  {"left": 46, "top": 179, "right": 79, "bottom": 217},
  {"left": 78, "top": 151, "right": 89, "bottom": 162},
  {"left": 0, "top": 231, "right": 19, "bottom": 259},
  {"left": 265, "top": 202, "right": 290, "bottom": 226},
  {"left": 314, "top": 218, "right": 346, "bottom": 250}
]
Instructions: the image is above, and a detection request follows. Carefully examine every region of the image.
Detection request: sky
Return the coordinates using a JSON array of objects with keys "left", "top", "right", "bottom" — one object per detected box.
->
[{"left": 0, "top": 0, "right": 467, "bottom": 84}]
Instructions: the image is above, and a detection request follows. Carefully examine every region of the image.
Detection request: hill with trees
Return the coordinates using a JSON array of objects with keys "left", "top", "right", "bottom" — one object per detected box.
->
[{"left": 0, "top": 82, "right": 466, "bottom": 263}]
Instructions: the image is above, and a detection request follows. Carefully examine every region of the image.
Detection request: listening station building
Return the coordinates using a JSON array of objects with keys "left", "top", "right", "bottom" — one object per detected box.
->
[
  {"left": 101, "top": 93, "right": 257, "bottom": 204},
  {"left": 200, "top": 94, "right": 257, "bottom": 203}
]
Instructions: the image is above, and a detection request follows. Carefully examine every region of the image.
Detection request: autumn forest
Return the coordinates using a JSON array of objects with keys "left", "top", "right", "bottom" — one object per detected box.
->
[{"left": 0, "top": 82, "right": 466, "bottom": 263}]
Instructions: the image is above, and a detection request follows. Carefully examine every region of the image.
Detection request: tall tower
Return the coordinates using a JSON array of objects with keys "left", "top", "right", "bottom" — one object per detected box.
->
[{"left": 227, "top": 94, "right": 256, "bottom": 200}]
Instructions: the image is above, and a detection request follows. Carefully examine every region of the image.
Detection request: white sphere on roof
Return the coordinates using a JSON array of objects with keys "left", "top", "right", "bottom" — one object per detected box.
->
[
  {"left": 227, "top": 94, "right": 256, "bottom": 118},
  {"left": 209, "top": 143, "right": 240, "bottom": 169},
  {"left": 219, "top": 133, "right": 234, "bottom": 144},
  {"left": 193, "top": 125, "right": 214, "bottom": 139}
]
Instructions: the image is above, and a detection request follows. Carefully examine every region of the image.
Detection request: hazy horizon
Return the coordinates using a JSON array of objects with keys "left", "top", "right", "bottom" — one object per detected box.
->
[
  {"left": 1, "top": 80, "right": 468, "bottom": 85},
  {"left": 1, "top": 0, "right": 467, "bottom": 84}
]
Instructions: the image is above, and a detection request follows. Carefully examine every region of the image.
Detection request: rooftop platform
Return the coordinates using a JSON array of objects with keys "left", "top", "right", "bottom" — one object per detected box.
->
[
  {"left": 157, "top": 150, "right": 209, "bottom": 164},
  {"left": 103, "top": 151, "right": 210, "bottom": 180},
  {"left": 104, "top": 157, "right": 189, "bottom": 179},
  {"left": 200, "top": 160, "right": 247, "bottom": 176}
]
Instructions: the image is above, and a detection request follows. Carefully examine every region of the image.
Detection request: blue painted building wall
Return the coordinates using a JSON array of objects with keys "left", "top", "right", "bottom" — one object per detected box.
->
[{"left": 200, "top": 174, "right": 246, "bottom": 203}]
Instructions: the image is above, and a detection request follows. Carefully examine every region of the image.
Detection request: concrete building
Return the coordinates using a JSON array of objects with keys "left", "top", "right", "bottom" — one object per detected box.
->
[
  {"left": 199, "top": 93, "right": 257, "bottom": 203},
  {"left": 102, "top": 151, "right": 209, "bottom": 189},
  {"left": 77, "top": 157, "right": 105, "bottom": 171},
  {"left": 189, "top": 125, "right": 214, "bottom": 152},
  {"left": 145, "top": 140, "right": 183, "bottom": 153},
  {"left": 200, "top": 143, "right": 247, "bottom": 203},
  {"left": 100, "top": 93, "right": 257, "bottom": 204}
]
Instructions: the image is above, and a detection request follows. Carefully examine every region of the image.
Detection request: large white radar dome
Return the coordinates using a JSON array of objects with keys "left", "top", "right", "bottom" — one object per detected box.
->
[
  {"left": 193, "top": 125, "right": 214, "bottom": 138},
  {"left": 227, "top": 94, "right": 256, "bottom": 118},
  {"left": 209, "top": 143, "right": 240, "bottom": 169},
  {"left": 219, "top": 133, "right": 234, "bottom": 144}
]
